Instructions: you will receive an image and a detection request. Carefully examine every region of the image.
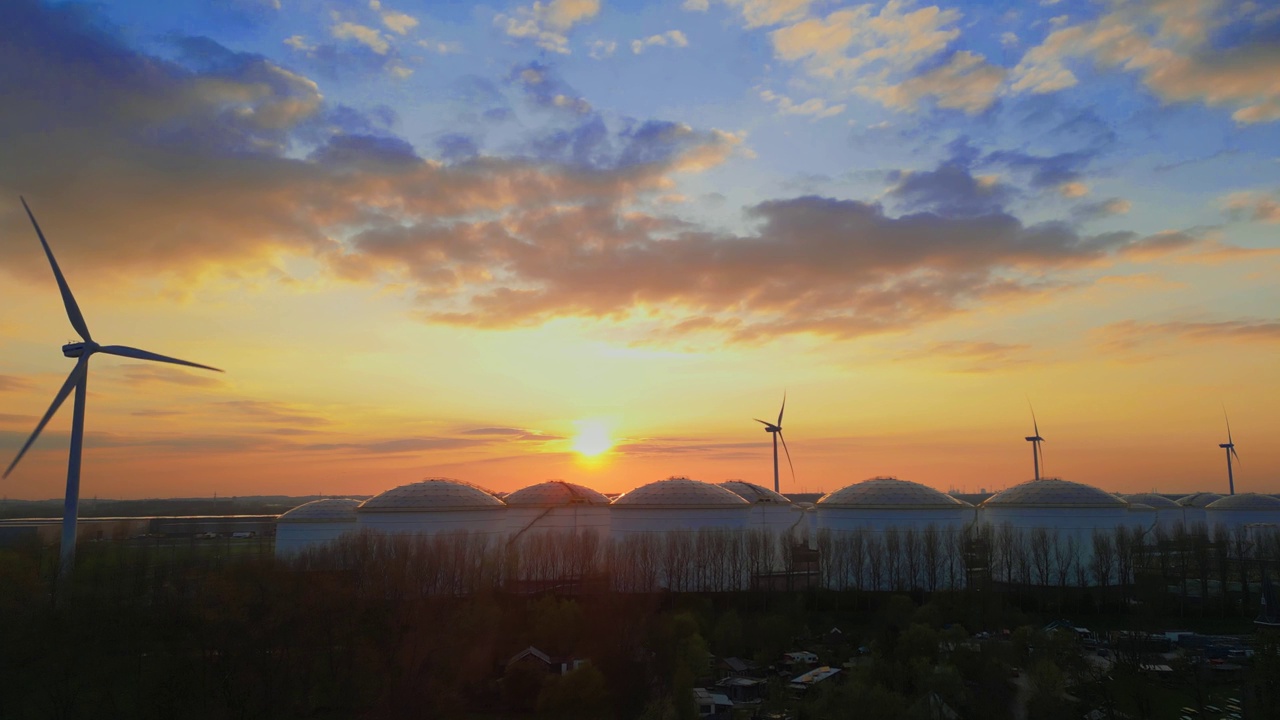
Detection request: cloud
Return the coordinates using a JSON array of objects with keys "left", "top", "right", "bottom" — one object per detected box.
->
[
  {"left": 116, "top": 364, "right": 226, "bottom": 388},
  {"left": 1222, "top": 189, "right": 1280, "bottom": 223},
  {"left": 897, "top": 340, "right": 1033, "bottom": 373},
  {"left": 1096, "top": 318, "right": 1280, "bottom": 354},
  {"left": 369, "top": 0, "right": 419, "bottom": 35},
  {"left": 725, "top": 0, "right": 816, "bottom": 29},
  {"left": 0, "top": 375, "right": 34, "bottom": 393},
  {"left": 496, "top": 0, "right": 600, "bottom": 54},
  {"left": 302, "top": 437, "right": 486, "bottom": 453},
  {"left": 682, "top": 0, "right": 710, "bottom": 11},
  {"left": 767, "top": 2, "right": 1004, "bottom": 113},
  {"left": 631, "top": 30, "right": 689, "bottom": 54},
  {"left": 758, "top": 89, "right": 845, "bottom": 118},
  {"left": 1010, "top": 0, "right": 1280, "bottom": 123},
  {"left": 331, "top": 22, "right": 390, "bottom": 55},
  {"left": 589, "top": 39, "right": 617, "bottom": 59},
  {"left": 1057, "top": 181, "right": 1089, "bottom": 198},
  {"left": 869, "top": 50, "right": 1006, "bottom": 114},
  {"left": 887, "top": 163, "right": 1016, "bottom": 217},
  {"left": 1001, "top": 32, "right": 1019, "bottom": 47},
  {"left": 217, "top": 400, "right": 329, "bottom": 427},
  {"left": 458, "top": 426, "right": 566, "bottom": 441},
  {"left": 1072, "top": 197, "right": 1131, "bottom": 221}
]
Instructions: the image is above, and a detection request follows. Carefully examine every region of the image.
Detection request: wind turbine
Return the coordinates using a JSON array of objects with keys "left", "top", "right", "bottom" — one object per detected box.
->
[
  {"left": 1025, "top": 405, "right": 1045, "bottom": 481},
  {"left": 4, "top": 197, "right": 222, "bottom": 577},
  {"left": 1220, "top": 411, "right": 1240, "bottom": 496},
  {"left": 754, "top": 393, "right": 795, "bottom": 494}
]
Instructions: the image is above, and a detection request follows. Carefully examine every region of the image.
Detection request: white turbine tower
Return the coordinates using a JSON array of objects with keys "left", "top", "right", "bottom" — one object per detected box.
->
[
  {"left": 1220, "top": 411, "right": 1240, "bottom": 496},
  {"left": 4, "top": 197, "right": 222, "bottom": 577},
  {"left": 754, "top": 393, "right": 795, "bottom": 494},
  {"left": 1025, "top": 405, "right": 1045, "bottom": 481}
]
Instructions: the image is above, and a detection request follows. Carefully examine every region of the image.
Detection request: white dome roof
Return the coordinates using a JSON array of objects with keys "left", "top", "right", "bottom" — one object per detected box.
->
[
  {"left": 612, "top": 477, "right": 750, "bottom": 508},
  {"left": 1124, "top": 493, "right": 1180, "bottom": 508},
  {"left": 278, "top": 498, "right": 362, "bottom": 522},
  {"left": 719, "top": 480, "right": 790, "bottom": 504},
  {"left": 1176, "top": 492, "right": 1223, "bottom": 508},
  {"left": 817, "top": 477, "right": 968, "bottom": 508},
  {"left": 1128, "top": 503, "right": 1155, "bottom": 511},
  {"left": 1205, "top": 493, "right": 1280, "bottom": 511},
  {"left": 504, "top": 480, "right": 611, "bottom": 506},
  {"left": 984, "top": 479, "right": 1127, "bottom": 508},
  {"left": 359, "top": 478, "right": 505, "bottom": 512}
]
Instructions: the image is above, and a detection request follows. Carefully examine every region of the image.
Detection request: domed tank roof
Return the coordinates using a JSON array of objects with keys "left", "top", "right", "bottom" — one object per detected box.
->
[
  {"left": 719, "top": 480, "right": 791, "bottom": 504},
  {"left": 504, "top": 480, "right": 611, "bottom": 506},
  {"left": 983, "top": 478, "right": 1127, "bottom": 508},
  {"left": 1124, "top": 493, "right": 1181, "bottom": 509},
  {"left": 359, "top": 478, "right": 505, "bottom": 512},
  {"left": 1128, "top": 503, "right": 1155, "bottom": 511},
  {"left": 1205, "top": 493, "right": 1280, "bottom": 511},
  {"left": 817, "top": 477, "right": 969, "bottom": 508},
  {"left": 612, "top": 477, "right": 750, "bottom": 508},
  {"left": 1176, "top": 492, "right": 1223, "bottom": 508},
  {"left": 279, "top": 498, "right": 362, "bottom": 522}
]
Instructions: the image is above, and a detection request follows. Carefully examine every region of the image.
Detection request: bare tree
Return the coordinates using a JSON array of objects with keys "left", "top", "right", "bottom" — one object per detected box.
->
[{"left": 922, "top": 525, "right": 941, "bottom": 592}]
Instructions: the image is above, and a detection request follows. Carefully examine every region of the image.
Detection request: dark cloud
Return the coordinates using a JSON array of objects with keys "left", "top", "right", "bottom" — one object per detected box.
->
[
  {"left": 887, "top": 163, "right": 1016, "bottom": 217},
  {"left": 436, "top": 133, "right": 480, "bottom": 162},
  {"left": 982, "top": 148, "right": 1096, "bottom": 189},
  {"left": 1072, "top": 197, "right": 1132, "bottom": 221},
  {"left": 1099, "top": 319, "right": 1280, "bottom": 350},
  {"left": 459, "top": 427, "right": 566, "bottom": 441}
]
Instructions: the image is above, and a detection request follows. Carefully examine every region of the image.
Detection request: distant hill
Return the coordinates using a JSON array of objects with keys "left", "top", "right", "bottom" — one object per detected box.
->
[{"left": 0, "top": 495, "right": 370, "bottom": 519}]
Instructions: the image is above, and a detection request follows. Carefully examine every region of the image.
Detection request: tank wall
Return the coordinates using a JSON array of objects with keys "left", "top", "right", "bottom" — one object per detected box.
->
[
  {"left": 1206, "top": 510, "right": 1280, "bottom": 532},
  {"left": 981, "top": 506, "right": 1129, "bottom": 586},
  {"left": 609, "top": 507, "right": 748, "bottom": 538},
  {"left": 275, "top": 521, "right": 356, "bottom": 557},
  {"left": 356, "top": 509, "right": 507, "bottom": 537},
  {"left": 505, "top": 506, "right": 611, "bottom": 537},
  {"left": 816, "top": 507, "right": 973, "bottom": 534}
]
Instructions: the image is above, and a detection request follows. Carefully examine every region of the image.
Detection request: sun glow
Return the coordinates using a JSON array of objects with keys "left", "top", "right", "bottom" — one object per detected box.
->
[{"left": 571, "top": 420, "right": 614, "bottom": 457}]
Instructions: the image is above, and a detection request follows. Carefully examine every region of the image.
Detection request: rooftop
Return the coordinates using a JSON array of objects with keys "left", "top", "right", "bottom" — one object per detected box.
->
[
  {"left": 277, "top": 498, "right": 362, "bottom": 522},
  {"left": 720, "top": 480, "right": 790, "bottom": 504},
  {"left": 818, "top": 477, "right": 969, "bottom": 509},
  {"left": 504, "top": 480, "right": 611, "bottom": 507},
  {"left": 612, "top": 477, "right": 750, "bottom": 509},
  {"left": 358, "top": 478, "right": 505, "bottom": 512},
  {"left": 1205, "top": 493, "right": 1280, "bottom": 511},
  {"left": 983, "top": 478, "right": 1128, "bottom": 509}
]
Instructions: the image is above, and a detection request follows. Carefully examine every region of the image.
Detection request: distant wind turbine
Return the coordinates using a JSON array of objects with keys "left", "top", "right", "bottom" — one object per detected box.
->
[
  {"left": 1025, "top": 404, "right": 1046, "bottom": 481},
  {"left": 1220, "top": 410, "right": 1240, "bottom": 496},
  {"left": 4, "top": 197, "right": 222, "bottom": 578},
  {"left": 754, "top": 393, "right": 795, "bottom": 494}
]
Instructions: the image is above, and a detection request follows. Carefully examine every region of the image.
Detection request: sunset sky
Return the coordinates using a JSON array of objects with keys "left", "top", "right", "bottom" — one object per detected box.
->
[{"left": 1, "top": 0, "right": 1277, "bottom": 501}]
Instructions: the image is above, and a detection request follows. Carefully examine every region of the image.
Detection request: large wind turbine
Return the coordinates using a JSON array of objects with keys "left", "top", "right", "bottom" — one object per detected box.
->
[
  {"left": 1220, "top": 411, "right": 1240, "bottom": 496},
  {"left": 754, "top": 393, "right": 795, "bottom": 494},
  {"left": 4, "top": 197, "right": 222, "bottom": 577},
  {"left": 1025, "top": 406, "right": 1046, "bottom": 481}
]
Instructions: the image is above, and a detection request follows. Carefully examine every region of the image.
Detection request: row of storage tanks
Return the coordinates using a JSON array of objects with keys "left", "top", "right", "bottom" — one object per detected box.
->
[{"left": 276, "top": 476, "right": 1280, "bottom": 557}]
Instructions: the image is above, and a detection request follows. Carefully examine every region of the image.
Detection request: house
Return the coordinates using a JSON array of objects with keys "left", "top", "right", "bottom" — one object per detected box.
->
[
  {"left": 714, "top": 675, "right": 766, "bottom": 704},
  {"left": 692, "top": 688, "right": 734, "bottom": 719},
  {"left": 789, "top": 665, "right": 840, "bottom": 692},
  {"left": 715, "top": 656, "right": 759, "bottom": 678},
  {"left": 505, "top": 646, "right": 588, "bottom": 676},
  {"left": 782, "top": 651, "right": 818, "bottom": 666}
]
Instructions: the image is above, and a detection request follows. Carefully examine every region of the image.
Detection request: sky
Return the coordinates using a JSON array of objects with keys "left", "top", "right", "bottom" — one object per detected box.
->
[{"left": 1, "top": 0, "right": 1278, "bottom": 501}]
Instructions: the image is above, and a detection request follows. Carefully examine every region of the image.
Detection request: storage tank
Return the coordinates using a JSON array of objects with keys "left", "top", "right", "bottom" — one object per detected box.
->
[
  {"left": 816, "top": 477, "right": 974, "bottom": 535},
  {"left": 1124, "top": 493, "right": 1185, "bottom": 532},
  {"left": 274, "top": 498, "right": 361, "bottom": 557},
  {"left": 1176, "top": 492, "right": 1222, "bottom": 529},
  {"left": 356, "top": 478, "right": 506, "bottom": 537},
  {"left": 1204, "top": 493, "right": 1280, "bottom": 533},
  {"left": 720, "top": 480, "right": 807, "bottom": 542},
  {"left": 981, "top": 478, "right": 1130, "bottom": 585},
  {"left": 610, "top": 477, "right": 750, "bottom": 537},
  {"left": 504, "top": 480, "right": 611, "bottom": 539}
]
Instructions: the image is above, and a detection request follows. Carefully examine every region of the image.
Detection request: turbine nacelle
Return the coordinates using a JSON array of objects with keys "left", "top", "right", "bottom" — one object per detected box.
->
[{"left": 62, "top": 341, "right": 93, "bottom": 358}]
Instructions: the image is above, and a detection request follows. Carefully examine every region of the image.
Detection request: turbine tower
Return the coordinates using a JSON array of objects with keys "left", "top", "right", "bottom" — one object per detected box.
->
[
  {"left": 754, "top": 393, "right": 795, "bottom": 494},
  {"left": 4, "top": 197, "right": 222, "bottom": 577},
  {"left": 1220, "top": 411, "right": 1240, "bottom": 496},
  {"left": 1025, "top": 406, "right": 1046, "bottom": 481}
]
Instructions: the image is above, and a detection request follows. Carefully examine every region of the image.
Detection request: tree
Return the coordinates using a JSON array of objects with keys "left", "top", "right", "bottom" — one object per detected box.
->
[{"left": 537, "top": 664, "right": 611, "bottom": 719}]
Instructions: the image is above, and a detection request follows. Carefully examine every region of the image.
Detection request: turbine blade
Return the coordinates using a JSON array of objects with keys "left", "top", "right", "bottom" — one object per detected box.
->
[
  {"left": 4, "top": 358, "right": 87, "bottom": 478},
  {"left": 1028, "top": 399, "right": 1040, "bottom": 438},
  {"left": 21, "top": 197, "right": 92, "bottom": 343},
  {"left": 1231, "top": 447, "right": 1240, "bottom": 463},
  {"left": 754, "top": 418, "right": 772, "bottom": 427},
  {"left": 778, "top": 430, "right": 796, "bottom": 484},
  {"left": 97, "top": 345, "right": 223, "bottom": 373},
  {"left": 1224, "top": 409, "right": 1234, "bottom": 445},
  {"left": 777, "top": 391, "right": 786, "bottom": 426}
]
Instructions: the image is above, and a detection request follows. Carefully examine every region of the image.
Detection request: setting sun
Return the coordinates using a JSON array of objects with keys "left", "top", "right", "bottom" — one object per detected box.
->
[{"left": 571, "top": 421, "right": 614, "bottom": 458}]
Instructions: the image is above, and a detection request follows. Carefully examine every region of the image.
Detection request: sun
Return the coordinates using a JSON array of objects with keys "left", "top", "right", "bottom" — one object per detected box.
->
[{"left": 571, "top": 420, "right": 614, "bottom": 458}]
